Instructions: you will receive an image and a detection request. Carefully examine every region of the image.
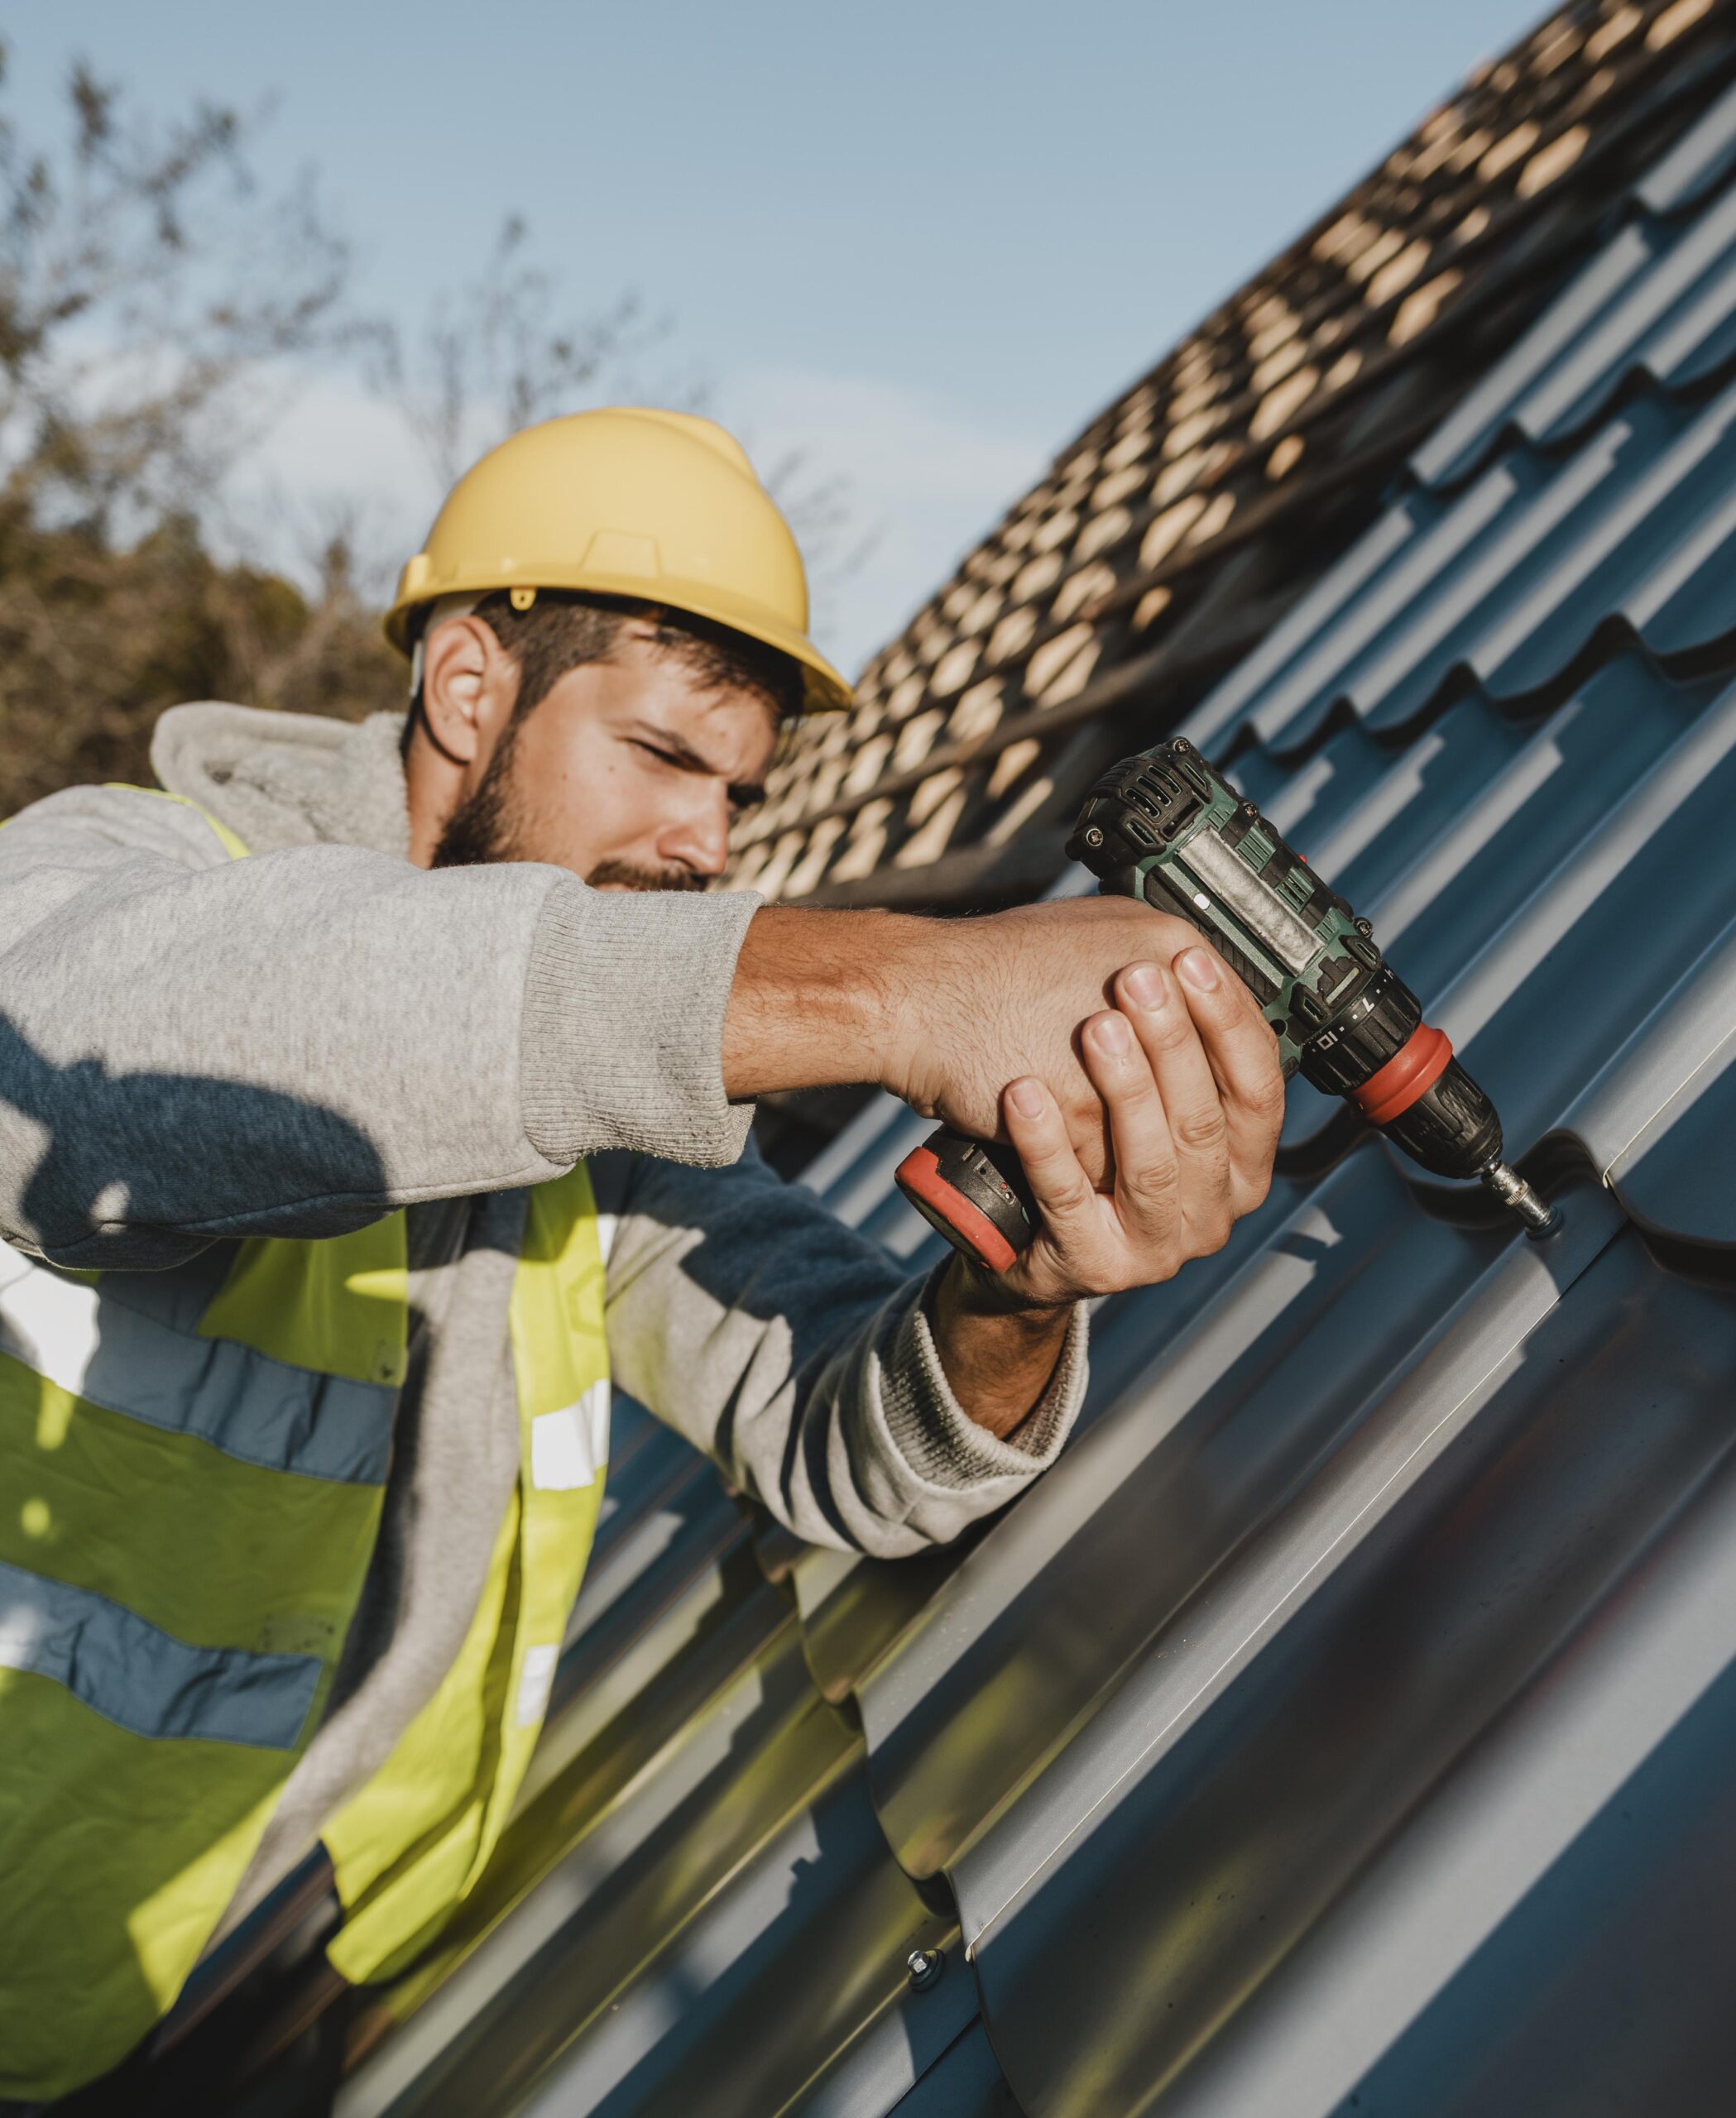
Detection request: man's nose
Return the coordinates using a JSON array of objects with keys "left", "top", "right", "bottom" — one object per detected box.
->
[{"left": 659, "top": 788, "right": 733, "bottom": 879}]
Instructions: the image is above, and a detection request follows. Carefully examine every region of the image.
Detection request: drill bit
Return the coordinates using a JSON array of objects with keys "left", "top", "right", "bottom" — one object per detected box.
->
[{"left": 1479, "top": 1158, "right": 1561, "bottom": 1239}]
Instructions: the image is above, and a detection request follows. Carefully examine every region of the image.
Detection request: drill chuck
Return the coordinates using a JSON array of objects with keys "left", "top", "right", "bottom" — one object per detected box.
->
[
  {"left": 895, "top": 737, "right": 1558, "bottom": 1267},
  {"left": 1289, "top": 961, "right": 1503, "bottom": 1181}
]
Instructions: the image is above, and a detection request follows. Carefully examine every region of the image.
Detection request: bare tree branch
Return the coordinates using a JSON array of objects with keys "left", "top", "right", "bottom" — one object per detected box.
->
[
  {"left": 360, "top": 213, "right": 664, "bottom": 487},
  {"left": 0, "top": 42, "right": 397, "bottom": 816},
  {"left": 0, "top": 42, "right": 347, "bottom": 534}
]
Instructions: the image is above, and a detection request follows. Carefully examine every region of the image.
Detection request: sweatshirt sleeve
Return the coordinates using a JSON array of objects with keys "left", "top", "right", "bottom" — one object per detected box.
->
[
  {"left": 592, "top": 1143, "right": 1089, "bottom": 1556},
  {"left": 0, "top": 783, "right": 760, "bottom": 1267}
]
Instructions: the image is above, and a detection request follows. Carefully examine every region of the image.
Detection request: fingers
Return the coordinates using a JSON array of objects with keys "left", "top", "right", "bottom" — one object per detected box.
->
[
  {"left": 1079, "top": 997, "right": 1184, "bottom": 1243},
  {"left": 1168, "top": 945, "right": 1286, "bottom": 1210},
  {"left": 1115, "top": 961, "right": 1234, "bottom": 1229},
  {"left": 1000, "top": 1076, "right": 1100, "bottom": 1243}
]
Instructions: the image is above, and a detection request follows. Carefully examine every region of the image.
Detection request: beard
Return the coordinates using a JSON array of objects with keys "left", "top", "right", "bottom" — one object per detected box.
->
[
  {"left": 428, "top": 726, "right": 527, "bottom": 870},
  {"left": 430, "top": 735, "right": 706, "bottom": 892}
]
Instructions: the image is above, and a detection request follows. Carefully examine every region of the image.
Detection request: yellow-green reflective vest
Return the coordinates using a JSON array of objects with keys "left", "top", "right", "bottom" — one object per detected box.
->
[{"left": 0, "top": 798, "right": 611, "bottom": 2102}]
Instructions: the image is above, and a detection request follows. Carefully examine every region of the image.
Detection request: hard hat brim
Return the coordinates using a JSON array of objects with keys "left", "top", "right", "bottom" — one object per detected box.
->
[{"left": 386, "top": 568, "right": 851, "bottom": 714}]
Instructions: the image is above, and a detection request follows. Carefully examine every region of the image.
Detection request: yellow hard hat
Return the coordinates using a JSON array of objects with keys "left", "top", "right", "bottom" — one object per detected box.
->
[{"left": 386, "top": 406, "right": 850, "bottom": 713}]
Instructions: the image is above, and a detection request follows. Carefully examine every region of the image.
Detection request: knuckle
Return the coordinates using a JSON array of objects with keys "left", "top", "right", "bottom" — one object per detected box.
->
[
  {"left": 1172, "top": 1101, "right": 1229, "bottom": 1153},
  {"left": 1149, "top": 1013, "right": 1199, "bottom": 1060},
  {"left": 1050, "top": 1172, "right": 1098, "bottom": 1218},
  {"left": 1107, "top": 1065, "right": 1160, "bottom": 1110},
  {"left": 1123, "top": 1157, "right": 1181, "bottom": 1207},
  {"left": 1243, "top": 1066, "right": 1289, "bottom": 1122}
]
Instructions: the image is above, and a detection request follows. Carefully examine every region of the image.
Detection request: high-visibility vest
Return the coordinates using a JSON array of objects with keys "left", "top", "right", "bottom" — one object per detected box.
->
[{"left": 0, "top": 797, "right": 611, "bottom": 2101}]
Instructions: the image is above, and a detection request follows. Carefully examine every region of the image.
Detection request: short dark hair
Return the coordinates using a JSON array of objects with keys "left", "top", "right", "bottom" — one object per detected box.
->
[{"left": 409, "top": 589, "right": 803, "bottom": 740}]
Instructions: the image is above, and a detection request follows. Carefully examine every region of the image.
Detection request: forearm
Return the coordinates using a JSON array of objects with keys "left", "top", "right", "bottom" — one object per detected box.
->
[
  {"left": 597, "top": 1148, "right": 1088, "bottom": 1556},
  {"left": 928, "top": 1256, "right": 1076, "bottom": 1439}
]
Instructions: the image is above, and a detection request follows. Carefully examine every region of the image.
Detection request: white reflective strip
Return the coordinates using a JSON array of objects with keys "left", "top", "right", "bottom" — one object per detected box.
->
[
  {"left": 0, "top": 1558, "right": 321, "bottom": 1748},
  {"left": 0, "top": 1262, "right": 101, "bottom": 1398},
  {"left": 529, "top": 1381, "right": 611, "bottom": 1491},
  {"left": 0, "top": 1251, "right": 396, "bottom": 1484},
  {"left": 515, "top": 1642, "right": 559, "bottom": 1728}
]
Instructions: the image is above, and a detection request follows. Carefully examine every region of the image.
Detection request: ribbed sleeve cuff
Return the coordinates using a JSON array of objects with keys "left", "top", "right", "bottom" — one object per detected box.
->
[
  {"left": 520, "top": 876, "right": 763, "bottom": 1167},
  {"left": 880, "top": 1266, "right": 1090, "bottom": 1491}
]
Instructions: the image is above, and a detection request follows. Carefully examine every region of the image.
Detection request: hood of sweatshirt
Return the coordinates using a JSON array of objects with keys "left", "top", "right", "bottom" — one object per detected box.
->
[{"left": 150, "top": 702, "right": 412, "bottom": 863}]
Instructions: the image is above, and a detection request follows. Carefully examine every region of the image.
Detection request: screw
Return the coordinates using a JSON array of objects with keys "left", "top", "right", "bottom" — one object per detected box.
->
[
  {"left": 1081, "top": 825, "right": 1105, "bottom": 849},
  {"left": 906, "top": 1946, "right": 944, "bottom": 1991},
  {"left": 1241, "top": 800, "right": 1258, "bottom": 818},
  {"left": 1355, "top": 917, "right": 1374, "bottom": 938}
]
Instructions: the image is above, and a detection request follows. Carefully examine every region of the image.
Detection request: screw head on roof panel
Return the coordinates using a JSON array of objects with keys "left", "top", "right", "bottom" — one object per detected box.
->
[{"left": 906, "top": 1945, "right": 944, "bottom": 1991}]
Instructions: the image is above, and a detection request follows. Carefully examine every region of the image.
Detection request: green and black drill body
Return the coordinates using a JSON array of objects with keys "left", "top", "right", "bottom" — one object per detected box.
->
[{"left": 894, "top": 738, "right": 1558, "bottom": 1272}]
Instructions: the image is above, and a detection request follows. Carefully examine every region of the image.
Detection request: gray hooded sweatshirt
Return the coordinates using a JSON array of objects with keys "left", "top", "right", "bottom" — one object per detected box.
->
[{"left": 0, "top": 703, "right": 1086, "bottom": 1934}]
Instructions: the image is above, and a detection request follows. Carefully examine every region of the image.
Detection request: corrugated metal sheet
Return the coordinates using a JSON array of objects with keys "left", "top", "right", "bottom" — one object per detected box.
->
[
  {"left": 723, "top": 0, "right": 1736, "bottom": 913},
  {"left": 151, "top": 21, "right": 1736, "bottom": 2118},
  {"left": 1412, "top": 66, "right": 1736, "bottom": 484}
]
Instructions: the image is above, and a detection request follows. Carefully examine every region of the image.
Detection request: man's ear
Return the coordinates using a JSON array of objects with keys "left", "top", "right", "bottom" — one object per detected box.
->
[{"left": 420, "top": 617, "right": 516, "bottom": 765}]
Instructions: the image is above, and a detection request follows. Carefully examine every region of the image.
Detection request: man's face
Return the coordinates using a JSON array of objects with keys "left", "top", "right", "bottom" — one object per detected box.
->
[{"left": 429, "top": 625, "right": 778, "bottom": 889}]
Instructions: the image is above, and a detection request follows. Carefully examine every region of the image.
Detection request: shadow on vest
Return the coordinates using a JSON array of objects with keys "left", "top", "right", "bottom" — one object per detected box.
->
[
  {"left": 0, "top": 1011, "right": 396, "bottom": 2116},
  {"left": 0, "top": 1013, "right": 396, "bottom": 1269}
]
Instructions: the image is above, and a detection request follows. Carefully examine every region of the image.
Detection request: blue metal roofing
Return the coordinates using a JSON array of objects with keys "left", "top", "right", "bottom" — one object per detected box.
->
[
  {"left": 154, "top": 18, "right": 1736, "bottom": 2118},
  {"left": 1412, "top": 69, "right": 1736, "bottom": 486},
  {"left": 727, "top": 0, "right": 1736, "bottom": 913}
]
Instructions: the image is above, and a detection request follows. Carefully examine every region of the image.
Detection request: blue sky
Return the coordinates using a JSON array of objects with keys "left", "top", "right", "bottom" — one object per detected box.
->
[{"left": 14, "top": 0, "right": 1546, "bottom": 671}]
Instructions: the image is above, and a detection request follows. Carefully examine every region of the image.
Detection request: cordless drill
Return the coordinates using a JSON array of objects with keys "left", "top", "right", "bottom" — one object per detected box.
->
[{"left": 894, "top": 737, "right": 1559, "bottom": 1270}]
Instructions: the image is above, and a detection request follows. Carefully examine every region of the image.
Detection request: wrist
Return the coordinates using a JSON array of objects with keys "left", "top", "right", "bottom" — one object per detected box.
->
[
  {"left": 939, "top": 1252, "right": 1073, "bottom": 1326},
  {"left": 722, "top": 906, "right": 929, "bottom": 1101},
  {"left": 856, "top": 908, "right": 936, "bottom": 1104},
  {"left": 929, "top": 1254, "right": 1075, "bottom": 1439}
]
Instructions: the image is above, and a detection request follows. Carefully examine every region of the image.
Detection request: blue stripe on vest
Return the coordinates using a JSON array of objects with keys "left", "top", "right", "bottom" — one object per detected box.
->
[
  {"left": 0, "top": 1560, "right": 323, "bottom": 1749},
  {"left": 0, "top": 1253, "right": 396, "bottom": 1485}
]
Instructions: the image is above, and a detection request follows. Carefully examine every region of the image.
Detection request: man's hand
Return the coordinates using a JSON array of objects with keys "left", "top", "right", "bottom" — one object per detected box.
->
[
  {"left": 723, "top": 898, "right": 1280, "bottom": 1187},
  {"left": 928, "top": 949, "right": 1285, "bottom": 1435}
]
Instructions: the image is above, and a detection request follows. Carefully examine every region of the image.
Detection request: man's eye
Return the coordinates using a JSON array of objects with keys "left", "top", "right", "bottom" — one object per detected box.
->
[{"left": 633, "top": 740, "right": 682, "bottom": 768}]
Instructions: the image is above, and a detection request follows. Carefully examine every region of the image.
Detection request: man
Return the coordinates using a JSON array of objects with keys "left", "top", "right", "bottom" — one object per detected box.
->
[{"left": 0, "top": 409, "right": 1283, "bottom": 2101}]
